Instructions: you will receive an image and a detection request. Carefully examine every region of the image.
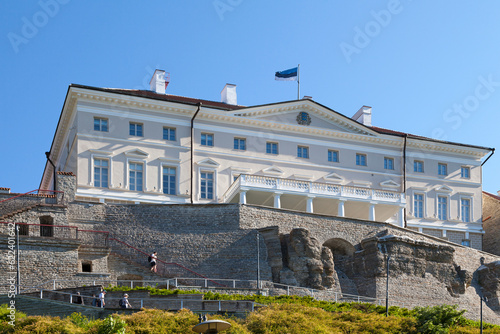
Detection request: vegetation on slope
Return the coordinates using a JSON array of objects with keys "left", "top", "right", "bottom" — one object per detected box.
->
[{"left": 1, "top": 296, "right": 499, "bottom": 334}]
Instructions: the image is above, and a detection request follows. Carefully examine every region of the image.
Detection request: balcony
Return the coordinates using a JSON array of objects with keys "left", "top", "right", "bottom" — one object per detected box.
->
[{"left": 221, "top": 174, "right": 406, "bottom": 225}]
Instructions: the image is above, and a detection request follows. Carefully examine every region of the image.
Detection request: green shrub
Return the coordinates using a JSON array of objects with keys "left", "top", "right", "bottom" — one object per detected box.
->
[
  {"left": 96, "top": 315, "right": 126, "bottom": 334},
  {"left": 413, "top": 305, "right": 465, "bottom": 334}
]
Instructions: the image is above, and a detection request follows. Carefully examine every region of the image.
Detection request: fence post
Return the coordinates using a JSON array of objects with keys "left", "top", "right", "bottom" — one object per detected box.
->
[
  {"left": 233, "top": 280, "right": 236, "bottom": 289},
  {"left": 53, "top": 280, "right": 56, "bottom": 290},
  {"left": 141, "top": 299, "right": 143, "bottom": 308},
  {"left": 40, "top": 289, "right": 43, "bottom": 299},
  {"left": 287, "top": 286, "right": 290, "bottom": 296},
  {"left": 70, "top": 294, "right": 73, "bottom": 304},
  {"left": 175, "top": 278, "right": 178, "bottom": 287},
  {"left": 357, "top": 296, "right": 360, "bottom": 303},
  {"left": 335, "top": 292, "right": 337, "bottom": 303},
  {"left": 167, "top": 280, "right": 169, "bottom": 290},
  {"left": 219, "top": 300, "right": 221, "bottom": 312},
  {"left": 181, "top": 300, "right": 183, "bottom": 309},
  {"left": 205, "top": 279, "right": 207, "bottom": 288},
  {"left": 130, "top": 281, "right": 133, "bottom": 289}
]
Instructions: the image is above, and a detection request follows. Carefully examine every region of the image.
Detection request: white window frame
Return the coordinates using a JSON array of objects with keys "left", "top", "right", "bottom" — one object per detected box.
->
[
  {"left": 458, "top": 194, "right": 473, "bottom": 223},
  {"left": 163, "top": 127, "right": 176, "bottom": 141},
  {"left": 297, "top": 145, "right": 309, "bottom": 159},
  {"left": 328, "top": 149, "right": 339, "bottom": 163},
  {"left": 356, "top": 153, "right": 367, "bottom": 166},
  {"left": 129, "top": 122, "right": 144, "bottom": 137},
  {"left": 89, "top": 151, "right": 113, "bottom": 188},
  {"left": 233, "top": 137, "right": 246, "bottom": 151},
  {"left": 201, "top": 133, "right": 214, "bottom": 147},
  {"left": 266, "top": 141, "right": 279, "bottom": 155},
  {"left": 435, "top": 194, "right": 450, "bottom": 221},
  {"left": 412, "top": 192, "right": 426, "bottom": 218},
  {"left": 126, "top": 159, "right": 146, "bottom": 191},
  {"left": 93, "top": 117, "right": 108, "bottom": 132},
  {"left": 461, "top": 166, "right": 470, "bottom": 179},
  {"left": 198, "top": 168, "right": 217, "bottom": 201},
  {"left": 414, "top": 160, "right": 424, "bottom": 173},
  {"left": 384, "top": 157, "right": 394, "bottom": 170},
  {"left": 438, "top": 163, "right": 448, "bottom": 176},
  {"left": 158, "top": 159, "right": 180, "bottom": 195}
]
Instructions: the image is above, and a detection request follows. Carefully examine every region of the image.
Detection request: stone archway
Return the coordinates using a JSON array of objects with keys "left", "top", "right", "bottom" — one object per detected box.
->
[{"left": 322, "top": 238, "right": 358, "bottom": 295}]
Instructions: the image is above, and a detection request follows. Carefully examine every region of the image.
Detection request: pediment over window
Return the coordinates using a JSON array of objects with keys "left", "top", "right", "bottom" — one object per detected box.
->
[
  {"left": 434, "top": 185, "right": 453, "bottom": 193},
  {"left": 197, "top": 158, "right": 220, "bottom": 167},
  {"left": 323, "top": 173, "right": 344, "bottom": 184},
  {"left": 124, "top": 149, "right": 149, "bottom": 158},
  {"left": 380, "top": 180, "right": 400, "bottom": 189},
  {"left": 262, "top": 166, "right": 284, "bottom": 176}
]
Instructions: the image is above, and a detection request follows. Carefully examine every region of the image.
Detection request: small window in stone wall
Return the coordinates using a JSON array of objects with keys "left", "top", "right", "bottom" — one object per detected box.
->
[
  {"left": 81, "top": 261, "right": 92, "bottom": 272},
  {"left": 18, "top": 224, "right": 29, "bottom": 236}
]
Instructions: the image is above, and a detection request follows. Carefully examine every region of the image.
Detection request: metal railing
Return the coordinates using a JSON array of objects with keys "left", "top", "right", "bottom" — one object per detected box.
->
[{"left": 32, "top": 289, "right": 258, "bottom": 312}]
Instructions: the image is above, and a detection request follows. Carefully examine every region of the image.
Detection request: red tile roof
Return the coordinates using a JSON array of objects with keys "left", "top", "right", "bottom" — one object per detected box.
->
[{"left": 483, "top": 191, "right": 500, "bottom": 201}]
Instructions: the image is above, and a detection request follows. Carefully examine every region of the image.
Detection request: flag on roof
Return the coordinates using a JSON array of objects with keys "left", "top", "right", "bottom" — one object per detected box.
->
[{"left": 275, "top": 67, "right": 298, "bottom": 81}]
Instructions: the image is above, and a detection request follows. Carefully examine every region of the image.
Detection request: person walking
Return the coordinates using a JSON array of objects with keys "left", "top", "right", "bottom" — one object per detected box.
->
[
  {"left": 98, "top": 290, "right": 106, "bottom": 308},
  {"left": 150, "top": 251, "right": 158, "bottom": 273},
  {"left": 119, "top": 293, "right": 132, "bottom": 309}
]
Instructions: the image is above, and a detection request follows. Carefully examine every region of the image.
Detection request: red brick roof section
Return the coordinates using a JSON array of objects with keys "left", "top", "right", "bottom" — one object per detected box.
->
[{"left": 483, "top": 191, "right": 500, "bottom": 201}]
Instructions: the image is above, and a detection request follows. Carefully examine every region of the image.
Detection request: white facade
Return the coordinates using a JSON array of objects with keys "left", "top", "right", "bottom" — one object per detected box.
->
[{"left": 41, "top": 74, "right": 493, "bottom": 249}]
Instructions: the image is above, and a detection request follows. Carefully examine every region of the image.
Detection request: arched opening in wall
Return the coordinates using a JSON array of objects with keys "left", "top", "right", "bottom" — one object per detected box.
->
[
  {"left": 323, "top": 238, "right": 358, "bottom": 294},
  {"left": 81, "top": 261, "right": 92, "bottom": 273},
  {"left": 39, "top": 216, "right": 54, "bottom": 237}
]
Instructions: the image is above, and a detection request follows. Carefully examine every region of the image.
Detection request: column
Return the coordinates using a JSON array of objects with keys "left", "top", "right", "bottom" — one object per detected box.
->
[
  {"left": 369, "top": 203, "right": 376, "bottom": 221},
  {"left": 273, "top": 193, "right": 282, "bottom": 209},
  {"left": 398, "top": 206, "right": 405, "bottom": 227},
  {"left": 338, "top": 200, "right": 345, "bottom": 217},
  {"left": 306, "top": 196, "right": 315, "bottom": 213},
  {"left": 239, "top": 190, "right": 247, "bottom": 204}
]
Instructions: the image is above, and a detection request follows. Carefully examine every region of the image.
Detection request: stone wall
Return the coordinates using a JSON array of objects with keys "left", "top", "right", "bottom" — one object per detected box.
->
[{"left": 483, "top": 192, "right": 500, "bottom": 256}]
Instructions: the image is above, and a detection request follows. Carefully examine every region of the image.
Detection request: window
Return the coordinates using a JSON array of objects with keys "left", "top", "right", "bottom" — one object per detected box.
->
[
  {"left": 297, "top": 146, "right": 309, "bottom": 159},
  {"left": 40, "top": 216, "right": 53, "bottom": 237},
  {"left": 414, "top": 160, "right": 424, "bottom": 173},
  {"left": 129, "top": 162, "right": 143, "bottom": 191},
  {"left": 438, "top": 196, "right": 447, "bottom": 220},
  {"left": 201, "top": 133, "right": 214, "bottom": 146},
  {"left": 129, "top": 123, "right": 143, "bottom": 136},
  {"left": 328, "top": 150, "right": 339, "bottom": 163},
  {"left": 234, "top": 138, "right": 246, "bottom": 150},
  {"left": 461, "top": 166, "right": 470, "bottom": 178},
  {"left": 438, "top": 163, "right": 447, "bottom": 176},
  {"left": 461, "top": 240, "right": 470, "bottom": 247},
  {"left": 384, "top": 157, "right": 394, "bottom": 170},
  {"left": 356, "top": 153, "right": 367, "bottom": 166},
  {"left": 94, "top": 117, "right": 108, "bottom": 132},
  {"left": 461, "top": 198, "right": 471, "bottom": 223},
  {"left": 163, "top": 127, "right": 176, "bottom": 141},
  {"left": 414, "top": 194, "right": 424, "bottom": 218},
  {"left": 94, "top": 159, "right": 109, "bottom": 188},
  {"left": 200, "top": 172, "right": 214, "bottom": 199},
  {"left": 162, "top": 167, "right": 176, "bottom": 195},
  {"left": 266, "top": 142, "right": 278, "bottom": 155}
]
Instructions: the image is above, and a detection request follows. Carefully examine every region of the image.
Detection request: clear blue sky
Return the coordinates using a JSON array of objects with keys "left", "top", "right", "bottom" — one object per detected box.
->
[{"left": 1, "top": 1, "right": 499, "bottom": 194}]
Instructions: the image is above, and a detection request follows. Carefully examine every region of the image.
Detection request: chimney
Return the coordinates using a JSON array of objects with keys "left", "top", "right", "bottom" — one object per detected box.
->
[
  {"left": 352, "top": 106, "right": 372, "bottom": 126},
  {"left": 303, "top": 96, "right": 313, "bottom": 100},
  {"left": 149, "top": 69, "right": 169, "bottom": 94},
  {"left": 221, "top": 83, "right": 237, "bottom": 105}
]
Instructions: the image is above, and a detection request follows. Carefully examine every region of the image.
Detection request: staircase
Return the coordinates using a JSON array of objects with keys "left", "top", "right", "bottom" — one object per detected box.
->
[{"left": 335, "top": 269, "right": 359, "bottom": 296}]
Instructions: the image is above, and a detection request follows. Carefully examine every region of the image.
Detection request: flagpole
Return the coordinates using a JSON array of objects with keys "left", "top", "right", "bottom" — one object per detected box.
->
[{"left": 297, "top": 64, "right": 300, "bottom": 100}]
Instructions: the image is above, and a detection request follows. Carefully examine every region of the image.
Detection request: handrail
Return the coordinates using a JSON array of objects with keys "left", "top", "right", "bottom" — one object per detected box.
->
[
  {"left": 0, "top": 189, "right": 64, "bottom": 204},
  {"left": 109, "top": 237, "right": 226, "bottom": 287}
]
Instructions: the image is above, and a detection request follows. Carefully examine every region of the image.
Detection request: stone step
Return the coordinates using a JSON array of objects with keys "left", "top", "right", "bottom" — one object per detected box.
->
[{"left": 335, "top": 269, "right": 359, "bottom": 296}]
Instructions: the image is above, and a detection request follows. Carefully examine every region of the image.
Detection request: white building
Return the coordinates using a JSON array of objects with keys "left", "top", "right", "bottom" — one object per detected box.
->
[{"left": 41, "top": 70, "right": 494, "bottom": 249}]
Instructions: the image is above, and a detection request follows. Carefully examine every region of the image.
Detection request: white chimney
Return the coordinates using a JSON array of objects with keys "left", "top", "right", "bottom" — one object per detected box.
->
[
  {"left": 352, "top": 105, "right": 372, "bottom": 126},
  {"left": 221, "top": 83, "right": 237, "bottom": 105},
  {"left": 150, "top": 69, "right": 166, "bottom": 94}
]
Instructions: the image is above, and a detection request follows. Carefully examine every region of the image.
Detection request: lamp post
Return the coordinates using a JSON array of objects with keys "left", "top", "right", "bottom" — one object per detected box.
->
[
  {"left": 386, "top": 255, "right": 391, "bottom": 317},
  {"left": 256, "top": 232, "right": 260, "bottom": 291},
  {"left": 480, "top": 295, "right": 488, "bottom": 334}
]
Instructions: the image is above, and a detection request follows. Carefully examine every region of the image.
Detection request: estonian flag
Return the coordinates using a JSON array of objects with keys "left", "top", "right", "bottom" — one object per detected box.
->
[{"left": 275, "top": 67, "right": 298, "bottom": 81}]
